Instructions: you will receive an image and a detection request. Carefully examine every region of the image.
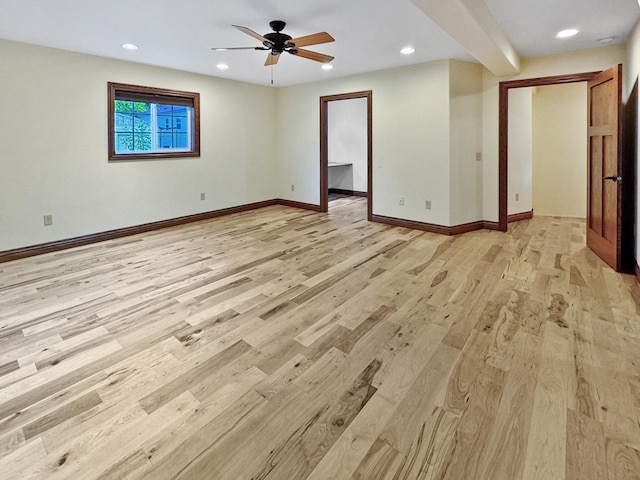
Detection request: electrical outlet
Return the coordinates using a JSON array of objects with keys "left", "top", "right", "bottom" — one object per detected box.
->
[
  {"left": 291, "top": 184, "right": 295, "bottom": 192},
  {"left": 200, "top": 192, "right": 205, "bottom": 201},
  {"left": 476, "top": 152, "right": 482, "bottom": 162},
  {"left": 515, "top": 193, "right": 520, "bottom": 201},
  {"left": 398, "top": 197, "right": 405, "bottom": 206},
  {"left": 425, "top": 200, "right": 431, "bottom": 210},
  {"left": 43, "top": 214, "right": 53, "bottom": 226}
]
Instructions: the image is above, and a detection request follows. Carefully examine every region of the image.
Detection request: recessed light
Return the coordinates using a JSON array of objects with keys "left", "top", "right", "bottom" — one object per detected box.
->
[
  {"left": 400, "top": 46, "right": 416, "bottom": 55},
  {"left": 321, "top": 64, "right": 333, "bottom": 70},
  {"left": 216, "top": 63, "right": 229, "bottom": 70},
  {"left": 121, "top": 43, "right": 138, "bottom": 50},
  {"left": 557, "top": 29, "right": 579, "bottom": 38},
  {"left": 598, "top": 37, "right": 615, "bottom": 45}
]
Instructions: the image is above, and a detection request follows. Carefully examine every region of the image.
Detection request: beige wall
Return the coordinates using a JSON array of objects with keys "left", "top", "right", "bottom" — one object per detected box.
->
[
  {"left": 0, "top": 39, "right": 277, "bottom": 251},
  {"left": 276, "top": 61, "right": 453, "bottom": 226},
  {"left": 532, "top": 83, "right": 587, "bottom": 218},
  {"left": 276, "top": 59, "right": 486, "bottom": 227},
  {"left": 449, "top": 60, "right": 484, "bottom": 225}
]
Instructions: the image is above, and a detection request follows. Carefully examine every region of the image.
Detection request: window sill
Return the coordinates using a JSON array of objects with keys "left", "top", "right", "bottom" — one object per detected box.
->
[{"left": 108, "top": 151, "right": 200, "bottom": 162}]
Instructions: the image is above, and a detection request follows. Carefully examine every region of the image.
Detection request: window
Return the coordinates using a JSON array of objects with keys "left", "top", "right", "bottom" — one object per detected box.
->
[{"left": 108, "top": 82, "right": 200, "bottom": 160}]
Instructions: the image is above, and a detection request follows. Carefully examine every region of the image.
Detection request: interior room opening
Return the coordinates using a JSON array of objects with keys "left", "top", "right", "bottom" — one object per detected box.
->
[
  {"left": 508, "top": 83, "right": 588, "bottom": 226},
  {"left": 327, "top": 97, "right": 369, "bottom": 209}
]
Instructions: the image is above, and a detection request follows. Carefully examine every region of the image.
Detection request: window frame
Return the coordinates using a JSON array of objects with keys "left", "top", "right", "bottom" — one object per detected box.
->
[{"left": 108, "top": 82, "right": 200, "bottom": 161}]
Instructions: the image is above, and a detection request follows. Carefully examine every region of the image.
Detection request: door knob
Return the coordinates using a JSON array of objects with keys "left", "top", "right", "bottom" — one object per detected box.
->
[{"left": 603, "top": 175, "right": 622, "bottom": 181}]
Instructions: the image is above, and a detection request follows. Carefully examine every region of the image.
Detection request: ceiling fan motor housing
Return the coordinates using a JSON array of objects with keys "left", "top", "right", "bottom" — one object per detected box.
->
[
  {"left": 263, "top": 31, "right": 293, "bottom": 53},
  {"left": 269, "top": 20, "right": 286, "bottom": 32},
  {"left": 264, "top": 20, "right": 295, "bottom": 54}
]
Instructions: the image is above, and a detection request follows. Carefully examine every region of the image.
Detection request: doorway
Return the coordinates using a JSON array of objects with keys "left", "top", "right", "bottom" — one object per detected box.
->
[
  {"left": 499, "top": 68, "right": 629, "bottom": 272},
  {"left": 499, "top": 71, "right": 599, "bottom": 229},
  {"left": 507, "top": 83, "right": 588, "bottom": 220},
  {"left": 319, "top": 91, "right": 372, "bottom": 218}
]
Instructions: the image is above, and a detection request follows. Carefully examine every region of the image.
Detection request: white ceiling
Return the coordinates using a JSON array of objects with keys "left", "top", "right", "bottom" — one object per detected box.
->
[
  {"left": 485, "top": 0, "right": 639, "bottom": 58},
  {"left": 0, "top": 0, "right": 638, "bottom": 87}
]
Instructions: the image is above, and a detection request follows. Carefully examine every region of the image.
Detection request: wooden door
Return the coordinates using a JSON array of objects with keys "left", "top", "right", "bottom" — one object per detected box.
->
[{"left": 586, "top": 64, "right": 622, "bottom": 271}]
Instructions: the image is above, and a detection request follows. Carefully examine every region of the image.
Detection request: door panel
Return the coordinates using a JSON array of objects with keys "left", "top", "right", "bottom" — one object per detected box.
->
[
  {"left": 589, "top": 136, "right": 603, "bottom": 234},
  {"left": 603, "top": 136, "right": 618, "bottom": 242},
  {"left": 586, "top": 64, "right": 622, "bottom": 271}
]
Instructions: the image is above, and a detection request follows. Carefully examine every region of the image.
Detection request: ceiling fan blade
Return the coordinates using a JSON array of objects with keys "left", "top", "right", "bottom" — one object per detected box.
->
[
  {"left": 233, "top": 25, "right": 272, "bottom": 45},
  {"left": 211, "top": 47, "right": 263, "bottom": 51},
  {"left": 291, "top": 48, "right": 334, "bottom": 64},
  {"left": 287, "top": 32, "right": 335, "bottom": 48},
  {"left": 265, "top": 52, "right": 281, "bottom": 66}
]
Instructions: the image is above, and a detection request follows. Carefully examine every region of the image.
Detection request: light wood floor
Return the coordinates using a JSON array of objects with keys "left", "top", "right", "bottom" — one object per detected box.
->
[{"left": 1, "top": 197, "right": 639, "bottom": 480}]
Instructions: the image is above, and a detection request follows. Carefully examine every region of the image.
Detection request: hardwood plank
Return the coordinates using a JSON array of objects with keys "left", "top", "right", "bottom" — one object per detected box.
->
[
  {"left": 0, "top": 340, "right": 122, "bottom": 405},
  {"left": 140, "top": 389, "right": 267, "bottom": 480},
  {"left": 0, "top": 428, "right": 25, "bottom": 461},
  {"left": 605, "top": 438, "right": 640, "bottom": 480},
  {"left": 522, "top": 322, "right": 571, "bottom": 480},
  {"left": 0, "top": 437, "right": 48, "bottom": 480},
  {"left": 140, "top": 367, "right": 267, "bottom": 473},
  {"left": 359, "top": 406, "right": 459, "bottom": 480},
  {"left": 248, "top": 359, "right": 381, "bottom": 479},
  {"left": 0, "top": 361, "right": 20, "bottom": 379},
  {"left": 305, "top": 394, "right": 395, "bottom": 480},
  {"left": 139, "top": 339, "right": 253, "bottom": 414},
  {"left": 41, "top": 391, "right": 199, "bottom": 480},
  {"left": 474, "top": 330, "right": 541, "bottom": 479},
  {"left": 22, "top": 389, "right": 103, "bottom": 440},
  {"left": 566, "top": 408, "right": 607, "bottom": 480},
  {"left": 443, "top": 329, "right": 492, "bottom": 415},
  {"left": 377, "top": 342, "right": 459, "bottom": 454},
  {"left": 351, "top": 438, "right": 405, "bottom": 480},
  {"left": 439, "top": 365, "right": 507, "bottom": 479}
]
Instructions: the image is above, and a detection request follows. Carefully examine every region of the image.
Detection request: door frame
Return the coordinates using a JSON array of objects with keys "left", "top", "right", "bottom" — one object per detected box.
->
[
  {"left": 498, "top": 71, "right": 601, "bottom": 231},
  {"left": 320, "top": 90, "right": 373, "bottom": 219}
]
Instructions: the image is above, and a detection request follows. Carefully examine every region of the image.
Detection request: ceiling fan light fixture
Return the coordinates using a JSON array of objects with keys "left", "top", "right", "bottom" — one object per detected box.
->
[
  {"left": 556, "top": 28, "right": 579, "bottom": 39},
  {"left": 121, "top": 43, "right": 138, "bottom": 50},
  {"left": 216, "top": 63, "right": 229, "bottom": 70},
  {"left": 400, "top": 46, "right": 415, "bottom": 55}
]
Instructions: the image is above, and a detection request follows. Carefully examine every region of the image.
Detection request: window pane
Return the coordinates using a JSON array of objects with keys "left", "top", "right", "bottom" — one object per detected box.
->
[
  {"left": 157, "top": 104, "right": 173, "bottom": 115},
  {"left": 116, "top": 133, "right": 134, "bottom": 153},
  {"left": 133, "top": 102, "right": 150, "bottom": 113},
  {"left": 157, "top": 115, "right": 172, "bottom": 132},
  {"left": 115, "top": 100, "right": 133, "bottom": 113},
  {"left": 174, "top": 134, "right": 189, "bottom": 149},
  {"left": 157, "top": 133, "right": 173, "bottom": 149},
  {"left": 174, "top": 116, "right": 187, "bottom": 132},
  {"left": 115, "top": 113, "right": 133, "bottom": 132},
  {"left": 134, "top": 133, "right": 152, "bottom": 151},
  {"left": 134, "top": 114, "right": 151, "bottom": 133}
]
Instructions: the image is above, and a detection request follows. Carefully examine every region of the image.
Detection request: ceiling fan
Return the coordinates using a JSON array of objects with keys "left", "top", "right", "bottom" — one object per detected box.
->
[{"left": 212, "top": 20, "right": 335, "bottom": 66}]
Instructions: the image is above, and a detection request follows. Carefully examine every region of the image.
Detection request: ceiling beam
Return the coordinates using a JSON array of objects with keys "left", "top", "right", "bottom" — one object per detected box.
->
[{"left": 411, "top": 0, "right": 521, "bottom": 76}]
